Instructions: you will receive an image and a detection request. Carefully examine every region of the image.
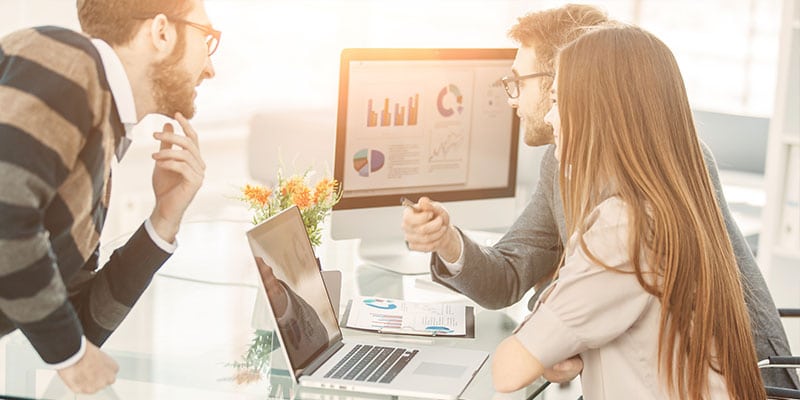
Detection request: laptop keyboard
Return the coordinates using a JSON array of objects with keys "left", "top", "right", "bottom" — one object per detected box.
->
[{"left": 323, "top": 344, "right": 419, "bottom": 384}]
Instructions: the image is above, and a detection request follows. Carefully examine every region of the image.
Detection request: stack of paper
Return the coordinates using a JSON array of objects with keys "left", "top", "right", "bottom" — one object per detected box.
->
[{"left": 343, "top": 296, "right": 473, "bottom": 337}]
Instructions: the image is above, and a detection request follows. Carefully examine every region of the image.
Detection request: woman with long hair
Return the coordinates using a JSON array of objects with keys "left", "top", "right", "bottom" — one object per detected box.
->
[{"left": 492, "top": 25, "right": 765, "bottom": 399}]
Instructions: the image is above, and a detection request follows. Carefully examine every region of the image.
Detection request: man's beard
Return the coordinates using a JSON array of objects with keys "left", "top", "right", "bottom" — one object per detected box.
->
[
  {"left": 522, "top": 99, "right": 554, "bottom": 147},
  {"left": 151, "top": 38, "right": 196, "bottom": 118}
]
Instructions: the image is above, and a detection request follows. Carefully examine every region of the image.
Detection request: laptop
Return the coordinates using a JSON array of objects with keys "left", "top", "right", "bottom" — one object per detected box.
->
[{"left": 245, "top": 206, "right": 489, "bottom": 399}]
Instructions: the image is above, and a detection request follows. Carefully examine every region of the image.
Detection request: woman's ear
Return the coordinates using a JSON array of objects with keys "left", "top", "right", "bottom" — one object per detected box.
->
[{"left": 147, "top": 14, "right": 175, "bottom": 56}]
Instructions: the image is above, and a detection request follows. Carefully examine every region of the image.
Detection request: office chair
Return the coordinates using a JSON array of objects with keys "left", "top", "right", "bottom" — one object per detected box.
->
[
  {"left": 246, "top": 109, "right": 335, "bottom": 186},
  {"left": 761, "top": 308, "right": 800, "bottom": 400},
  {"left": 525, "top": 381, "right": 551, "bottom": 400},
  {"left": 762, "top": 355, "right": 800, "bottom": 399}
]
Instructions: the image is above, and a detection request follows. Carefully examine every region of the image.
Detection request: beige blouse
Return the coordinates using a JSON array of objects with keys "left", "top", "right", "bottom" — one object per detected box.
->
[{"left": 514, "top": 197, "right": 729, "bottom": 399}]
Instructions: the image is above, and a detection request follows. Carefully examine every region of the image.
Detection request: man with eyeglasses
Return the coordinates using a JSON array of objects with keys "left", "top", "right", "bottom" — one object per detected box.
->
[
  {"left": 0, "top": 0, "right": 218, "bottom": 394},
  {"left": 402, "top": 4, "right": 798, "bottom": 391}
]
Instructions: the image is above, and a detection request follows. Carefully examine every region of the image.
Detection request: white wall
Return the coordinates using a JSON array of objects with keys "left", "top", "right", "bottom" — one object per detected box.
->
[{"left": 2, "top": 0, "right": 781, "bottom": 131}]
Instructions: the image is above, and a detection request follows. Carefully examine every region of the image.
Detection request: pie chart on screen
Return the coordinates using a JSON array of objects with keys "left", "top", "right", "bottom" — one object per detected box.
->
[{"left": 353, "top": 149, "right": 385, "bottom": 177}]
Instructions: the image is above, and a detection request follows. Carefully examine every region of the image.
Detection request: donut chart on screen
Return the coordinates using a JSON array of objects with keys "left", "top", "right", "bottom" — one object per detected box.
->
[
  {"left": 353, "top": 149, "right": 385, "bottom": 177},
  {"left": 437, "top": 84, "right": 464, "bottom": 117}
]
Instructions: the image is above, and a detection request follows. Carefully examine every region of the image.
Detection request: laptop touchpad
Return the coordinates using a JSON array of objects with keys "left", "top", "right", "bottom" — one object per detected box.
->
[{"left": 413, "top": 362, "right": 466, "bottom": 378}]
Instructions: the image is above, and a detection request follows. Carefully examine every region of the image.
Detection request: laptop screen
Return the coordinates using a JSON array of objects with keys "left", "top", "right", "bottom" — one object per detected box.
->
[{"left": 246, "top": 206, "right": 342, "bottom": 375}]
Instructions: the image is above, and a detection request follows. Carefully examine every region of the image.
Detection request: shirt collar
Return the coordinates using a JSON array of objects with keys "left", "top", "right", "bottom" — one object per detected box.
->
[{"left": 90, "top": 38, "right": 137, "bottom": 160}]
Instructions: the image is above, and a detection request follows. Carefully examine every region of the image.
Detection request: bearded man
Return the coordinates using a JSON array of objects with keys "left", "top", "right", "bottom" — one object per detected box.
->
[
  {"left": 402, "top": 3, "right": 798, "bottom": 390},
  {"left": 0, "top": 0, "right": 217, "bottom": 393}
]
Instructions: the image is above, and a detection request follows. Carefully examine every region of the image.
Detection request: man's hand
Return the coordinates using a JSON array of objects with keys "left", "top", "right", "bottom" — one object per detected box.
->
[
  {"left": 57, "top": 341, "right": 118, "bottom": 394},
  {"left": 401, "top": 197, "right": 461, "bottom": 262},
  {"left": 543, "top": 355, "right": 583, "bottom": 383},
  {"left": 149, "top": 113, "right": 206, "bottom": 242}
]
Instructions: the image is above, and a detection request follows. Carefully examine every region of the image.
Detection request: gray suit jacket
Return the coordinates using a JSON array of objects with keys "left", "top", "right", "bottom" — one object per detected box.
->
[{"left": 431, "top": 144, "right": 798, "bottom": 389}]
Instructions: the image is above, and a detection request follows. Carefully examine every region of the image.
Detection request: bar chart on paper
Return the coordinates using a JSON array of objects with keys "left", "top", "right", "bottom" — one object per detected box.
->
[
  {"left": 364, "top": 299, "right": 403, "bottom": 330},
  {"left": 345, "top": 296, "right": 469, "bottom": 336}
]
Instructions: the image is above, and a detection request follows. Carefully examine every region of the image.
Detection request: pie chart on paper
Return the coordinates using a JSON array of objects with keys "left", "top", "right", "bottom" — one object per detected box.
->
[{"left": 353, "top": 149, "right": 385, "bottom": 177}]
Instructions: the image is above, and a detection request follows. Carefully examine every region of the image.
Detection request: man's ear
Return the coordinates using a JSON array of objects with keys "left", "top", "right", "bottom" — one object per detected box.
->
[{"left": 147, "top": 14, "right": 176, "bottom": 56}]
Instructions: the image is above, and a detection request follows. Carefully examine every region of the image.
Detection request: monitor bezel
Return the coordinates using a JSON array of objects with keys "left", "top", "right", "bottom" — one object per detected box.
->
[{"left": 333, "top": 48, "right": 520, "bottom": 210}]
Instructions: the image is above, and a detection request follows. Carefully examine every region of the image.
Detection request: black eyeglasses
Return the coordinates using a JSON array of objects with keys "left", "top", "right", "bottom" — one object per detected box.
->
[
  {"left": 133, "top": 15, "right": 221, "bottom": 56},
  {"left": 501, "top": 72, "right": 553, "bottom": 99}
]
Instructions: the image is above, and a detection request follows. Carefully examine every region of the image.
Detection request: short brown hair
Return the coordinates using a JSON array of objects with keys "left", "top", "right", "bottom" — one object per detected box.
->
[
  {"left": 77, "top": 0, "right": 194, "bottom": 46},
  {"left": 508, "top": 4, "right": 609, "bottom": 74}
]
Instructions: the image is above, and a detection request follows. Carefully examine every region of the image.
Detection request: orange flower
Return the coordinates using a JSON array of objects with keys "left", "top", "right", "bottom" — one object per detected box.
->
[
  {"left": 238, "top": 171, "right": 340, "bottom": 248},
  {"left": 313, "top": 178, "right": 336, "bottom": 204},
  {"left": 243, "top": 184, "right": 271, "bottom": 207},
  {"left": 280, "top": 176, "right": 304, "bottom": 197},
  {"left": 280, "top": 176, "right": 312, "bottom": 210},
  {"left": 292, "top": 186, "right": 312, "bottom": 210}
]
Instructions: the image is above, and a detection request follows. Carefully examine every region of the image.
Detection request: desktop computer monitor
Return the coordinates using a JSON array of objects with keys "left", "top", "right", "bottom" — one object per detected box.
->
[{"left": 331, "top": 48, "right": 520, "bottom": 274}]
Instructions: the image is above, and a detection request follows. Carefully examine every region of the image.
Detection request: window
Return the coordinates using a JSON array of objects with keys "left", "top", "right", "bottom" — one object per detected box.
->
[{"left": 1, "top": 0, "right": 781, "bottom": 125}]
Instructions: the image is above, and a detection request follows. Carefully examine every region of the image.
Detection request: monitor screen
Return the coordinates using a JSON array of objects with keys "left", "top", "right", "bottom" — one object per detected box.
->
[{"left": 331, "top": 48, "right": 520, "bottom": 274}]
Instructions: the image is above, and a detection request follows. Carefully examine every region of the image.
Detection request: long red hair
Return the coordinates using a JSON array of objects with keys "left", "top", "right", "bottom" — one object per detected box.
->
[{"left": 556, "top": 26, "right": 765, "bottom": 399}]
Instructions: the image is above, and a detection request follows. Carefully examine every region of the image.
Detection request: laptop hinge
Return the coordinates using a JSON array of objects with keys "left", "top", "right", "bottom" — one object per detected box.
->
[{"left": 301, "top": 340, "right": 345, "bottom": 377}]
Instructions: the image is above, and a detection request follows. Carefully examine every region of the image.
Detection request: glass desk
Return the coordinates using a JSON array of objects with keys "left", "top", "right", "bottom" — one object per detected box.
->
[{"left": 1, "top": 220, "right": 543, "bottom": 399}]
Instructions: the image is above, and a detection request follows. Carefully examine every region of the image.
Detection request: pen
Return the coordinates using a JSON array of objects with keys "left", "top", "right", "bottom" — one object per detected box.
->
[
  {"left": 400, "top": 196, "right": 421, "bottom": 212},
  {"left": 401, "top": 197, "right": 421, "bottom": 250}
]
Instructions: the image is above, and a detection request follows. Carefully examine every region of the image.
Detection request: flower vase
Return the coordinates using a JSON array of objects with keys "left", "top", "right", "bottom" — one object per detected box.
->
[
  {"left": 251, "top": 288, "right": 274, "bottom": 332},
  {"left": 226, "top": 290, "right": 276, "bottom": 386}
]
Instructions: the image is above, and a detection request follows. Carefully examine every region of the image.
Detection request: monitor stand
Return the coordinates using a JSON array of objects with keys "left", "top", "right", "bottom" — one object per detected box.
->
[
  {"left": 355, "top": 229, "right": 504, "bottom": 275},
  {"left": 357, "top": 238, "right": 432, "bottom": 275}
]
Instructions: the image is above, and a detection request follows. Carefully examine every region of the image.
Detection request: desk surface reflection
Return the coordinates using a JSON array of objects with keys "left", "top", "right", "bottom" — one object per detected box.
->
[{"left": 1, "top": 220, "right": 543, "bottom": 399}]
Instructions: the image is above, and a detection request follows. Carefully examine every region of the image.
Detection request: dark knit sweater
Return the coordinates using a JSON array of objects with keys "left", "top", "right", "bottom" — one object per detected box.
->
[{"left": 0, "top": 26, "right": 170, "bottom": 364}]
